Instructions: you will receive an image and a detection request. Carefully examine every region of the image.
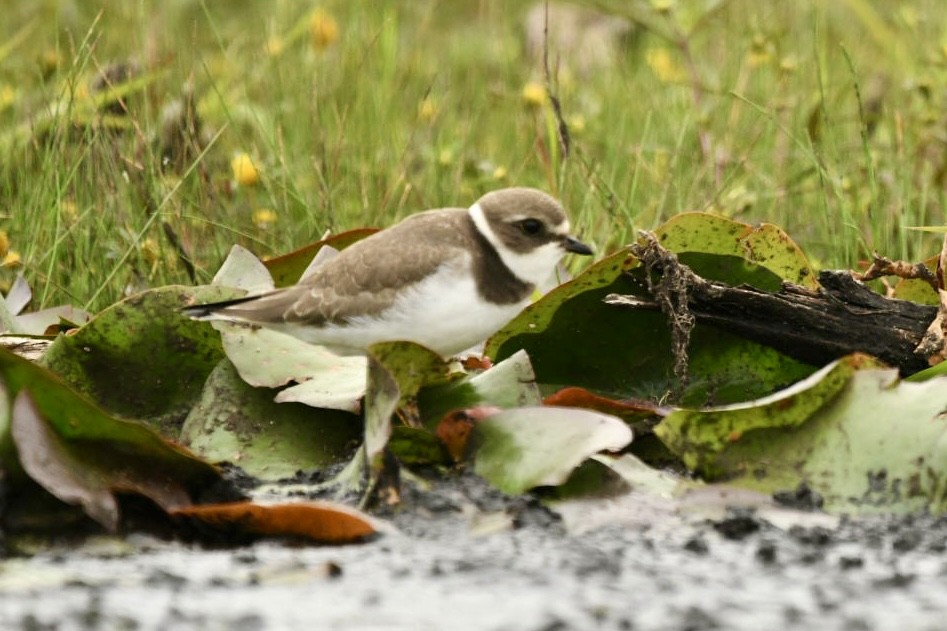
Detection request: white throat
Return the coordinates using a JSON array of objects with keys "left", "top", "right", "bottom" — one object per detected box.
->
[{"left": 468, "top": 202, "right": 565, "bottom": 289}]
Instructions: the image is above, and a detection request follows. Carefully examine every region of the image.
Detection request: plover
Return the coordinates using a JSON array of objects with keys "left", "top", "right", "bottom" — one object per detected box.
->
[{"left": 185, "top": 187, "right": 593, "bottom": 356}]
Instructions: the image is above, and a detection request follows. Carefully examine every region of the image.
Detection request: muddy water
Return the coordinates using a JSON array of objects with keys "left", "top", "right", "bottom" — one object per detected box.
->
[{"left": 2, "top": 475, "right": 946, "bottom": 630}]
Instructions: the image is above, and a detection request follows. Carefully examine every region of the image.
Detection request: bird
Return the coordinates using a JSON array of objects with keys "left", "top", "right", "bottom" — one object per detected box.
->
[{"left": 184, "top": 187, "right": 593, "bottom": 356}]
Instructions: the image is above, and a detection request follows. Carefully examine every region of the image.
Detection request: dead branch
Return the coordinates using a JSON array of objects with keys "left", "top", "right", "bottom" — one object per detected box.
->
[{"left": 615, "top": 234, "right": 940, "bottom": 376}]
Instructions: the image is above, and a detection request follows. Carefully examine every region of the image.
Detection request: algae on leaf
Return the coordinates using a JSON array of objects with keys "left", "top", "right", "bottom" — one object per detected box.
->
[
  {"left": 180, "top": 361, "right": 361, "bottom": 480},
  {"left": 40, "top": 285, "right": 239, "bottom": 436},
  {"left": 656, "top": 355, "right": 947, "bottom": 514},
  {"left": 653, "top": 212, "right": 819, "bottom": 289}
]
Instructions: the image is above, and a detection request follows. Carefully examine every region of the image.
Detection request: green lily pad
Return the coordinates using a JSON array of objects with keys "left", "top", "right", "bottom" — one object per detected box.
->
[
  {"left": 906, "top": 359, "right": 947, "bottom": 382},
  {"left": 0, "top": 276, "right": 90, "bottom": 335},
  {"left": 655, "top": 358, "right": 861, "bottom": 474},
  {"left": 180, "top": 360, "right": 360, "bottom": 480},
  {"left": 654, "top": 212, "right": 819, "bottom": 289},
  {"left": 388, "top": 426, "right": 450, "bottom": 466},
  {"left": 363, "top": 341, "right": 454, "bottom": 465},
  {"left": 0, "top": 347, "right": 220, "bottom": 530},
  {"left": 474, "top": 406, "right": 633, "bottom": 495},
  {"left": 892, "top": 278, "right": 940, "bottom": 305},
  {"left": 418, "top": 350, "right": 542, "bottom": 429},
  {"left": 656, "top": 355, "right": 947, "bottom": 514},
  {"left": 40, "top": 285, "right": 240, "bottom": 436},
  {"left": 890, "top": 254, "right": 939, "bottom": 306},
  {"left": 486, "top": 250, "right": 814, "bottom": 406}
]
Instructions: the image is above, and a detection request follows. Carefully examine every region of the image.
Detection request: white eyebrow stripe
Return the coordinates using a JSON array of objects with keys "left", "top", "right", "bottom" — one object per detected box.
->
[{"left": 468, "top": 202, "right": 503, "bottom": 249}]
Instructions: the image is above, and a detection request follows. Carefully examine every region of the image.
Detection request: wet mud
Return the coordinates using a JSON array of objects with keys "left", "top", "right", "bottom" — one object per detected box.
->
[{"left": 2, "top": 473, "right": 946, "bottom": 631}]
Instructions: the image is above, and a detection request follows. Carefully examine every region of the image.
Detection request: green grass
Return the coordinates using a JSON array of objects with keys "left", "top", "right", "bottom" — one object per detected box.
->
[{"left": 1, "top": 0, "right": 945, "bottom": 312}]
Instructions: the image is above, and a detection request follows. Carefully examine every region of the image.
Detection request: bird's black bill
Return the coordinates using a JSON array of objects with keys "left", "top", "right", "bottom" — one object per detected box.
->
[{"left": 563, "top": 236, "right": 594, "bottom": 256}]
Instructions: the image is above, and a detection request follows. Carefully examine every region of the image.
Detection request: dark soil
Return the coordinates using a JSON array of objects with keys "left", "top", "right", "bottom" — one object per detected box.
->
[{"left": 2, "top": 471, "right": 947, "bottom": 631}]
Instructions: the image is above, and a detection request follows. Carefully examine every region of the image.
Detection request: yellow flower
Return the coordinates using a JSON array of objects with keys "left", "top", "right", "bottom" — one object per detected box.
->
[
  {"left": 140, "top": 238, "right": 160, "bottom": 268},
  {"left": 265, "top": 36, "right": 285, "bottom": 57},
  {"left": 39, "top": 49, "right": 61, "bottom": 76},
  {"left": 651, "top": 0, "right": 674, "bottom": 14},
  {"left": 310, "top": 9, "right": 339, "bottom": 50},
  {"left": 252, "top": 208, "right": 278, "bottom": 228},
  {"left": 2, "top": 251, "right": 21, "bottom": 268},
  {"left": 492, "top": 166, "right": 508, "bottom": 181},
  {"left": 568, "top": 114, "right": 587, "bottom": 135},
  {"left": 437, "top": 149, "right": 454, "bottom": 166},
  {"left": 522, "top": 81, "right": 547, "bottom": 108},
  {"left": 0, "top": 85, "right": 17, "bottom": 112},
  {"left": 418, "top": 97, "right": 438, "bottom": 122},
  {"left": 779, "top": 55, "right": 798, "bottom": 73},
  {"left": 0, "top": 231, "right": 9, "bottom": 257},
  {"left": 231, "top": 153, "right": 261, "bottom": 187},
  {"left": 645, "top": 48, "right": 685, "bottom": 83},
  {"left": 60, "top": 199, "right": 79, "bottom": 224},
  {"left": 747, "top": 34, "right": 772, "bottom": 68}
]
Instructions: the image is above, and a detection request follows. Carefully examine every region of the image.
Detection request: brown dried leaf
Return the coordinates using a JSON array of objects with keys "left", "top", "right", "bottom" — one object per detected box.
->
[
  {"left": 171, "top": 501, "right": 379, "bottom": 544},
  {"left": 544, "top": 387, "right": 667, "bottom": 421},
  {"left": 435, "top": 406, "right": 501, "bottom": 462}
]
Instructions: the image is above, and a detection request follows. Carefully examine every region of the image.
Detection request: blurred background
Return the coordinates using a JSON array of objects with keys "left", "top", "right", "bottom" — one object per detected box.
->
[{"left": 1, "top": 0, "right": 945, "bottom": 310}]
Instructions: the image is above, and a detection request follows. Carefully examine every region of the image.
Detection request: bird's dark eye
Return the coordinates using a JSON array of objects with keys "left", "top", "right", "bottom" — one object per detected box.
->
[{"left": 518, "top": 218, "right": 543, "bottom": 235}]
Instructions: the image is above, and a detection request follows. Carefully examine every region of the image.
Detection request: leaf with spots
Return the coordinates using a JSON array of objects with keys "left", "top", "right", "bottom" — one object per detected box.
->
[
  {"left": 653, "top": 212, "right": 819, "bottom": 289},
  {"left": 487, "top": 248, "right": 815, "bottom": 407},
  {"left": 40, "top": 285, "right": 240, "bottom": 436},
  {"left": 179, "top": 360, "right": 361, "bottom": 480},
  {"left": 655, "top": 355, "right": 947, "bottom": 514}
]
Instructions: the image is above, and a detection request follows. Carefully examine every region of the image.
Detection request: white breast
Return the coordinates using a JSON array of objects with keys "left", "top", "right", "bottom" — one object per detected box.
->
[{"left": 287, "top": 256, "right": 529, "bottom": 356}]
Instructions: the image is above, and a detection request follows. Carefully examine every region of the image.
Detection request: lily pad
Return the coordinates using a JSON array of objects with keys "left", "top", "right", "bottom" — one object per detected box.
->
[
  {"left": 474, "top": 406, "right": 633, "bottom": 495},
  {"left": 180, "top": 360, "right": 360, "bottom": 480},
  {"left": 655, "top": 358, "right": 861, "bottom": 473},
  {"left": 654, "top": 212, "right": 819, "bottom": 289},
  {"left": 217, "top": 325, "right": 367, "bottom": 413},
  {"left": 656, "top": 355, "right": 947, "bottom": 514},
  {"left": 212, "top": 244, "right": 275, "bottom": 293},
  {"left": 486, "top": 250, "right": 815, "bottom": 406},
  {"left": 263, "top": 229, "right": 378, "bottom": 288},
  {"left": 363, "top": 341, "right": 454, "bottom": 465},
  {"left": 417, "top": 350, "right": 542, "bottom": 429},
  {"left": 388, "top": 425, "right": 450, "bottom": 466},
  {"left": 0, "top": 275, "right": 90, "bottom": 335},
  {"left": 0, "top": 348, "right": 220, "bottom": 530},
  {"left": 40, "top": 285, "right": 240, "bottom": 436}
]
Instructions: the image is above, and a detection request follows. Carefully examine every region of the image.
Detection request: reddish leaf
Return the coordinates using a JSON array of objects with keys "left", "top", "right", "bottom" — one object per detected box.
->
[
  {"left": 544, "top": 387, "right": 668, "bottom": 421},
  {"left": 263, "top": 228, "right": 379, "bottom": 287},
  {"left": 461, "top": 356, "right": 494, "bottom": 371},
  {"left": 171, "top": 501, "right": 379, "bottom": 544},
  {"left": 435, "top": 406, "right": 501, "bottom": 462},
  {"left": 11, "top": 390, "right": 193, "bottom": 532}
]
